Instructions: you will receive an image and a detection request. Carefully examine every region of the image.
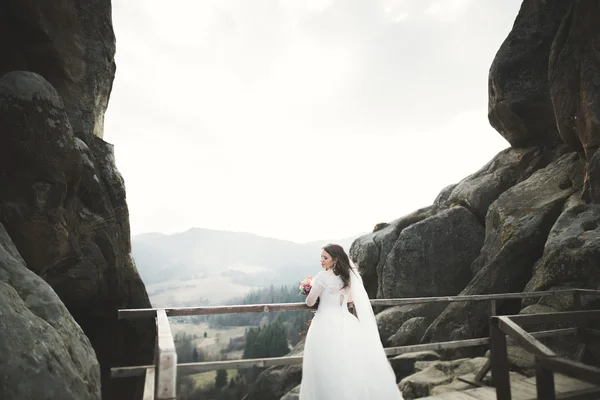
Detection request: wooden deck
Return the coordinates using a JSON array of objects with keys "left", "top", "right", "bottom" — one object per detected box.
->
[{"left": 419, "top": 373, "right": 600, "bottom": 400}]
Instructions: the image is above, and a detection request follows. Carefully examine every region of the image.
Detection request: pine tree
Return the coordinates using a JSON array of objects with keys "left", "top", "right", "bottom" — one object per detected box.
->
[
  {"left": 215, "top": 369, "right": 228, "bottom": 389},
  {"left": 243, "top": 327, "right": 259, "bottom": 359},
  {"left": 268, "top": 320, "right": 290, "bottom": 357}
]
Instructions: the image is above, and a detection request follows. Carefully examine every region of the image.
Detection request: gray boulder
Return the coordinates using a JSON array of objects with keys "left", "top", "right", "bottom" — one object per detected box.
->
[
  {"left": 380, "top": 206, "right": 483, "bottom": 299},
  {"left": 399, "top": 357, "right": 487, "bottom": 399},
  {"left": 524, "top": 203, "right": 600, "bottom": 310},
  {"left": 0, "top": 70, "right": 155, "bottom": 400},
  {"left": 389, "top": 317, "right": 429, "bottom": 347},
  {"left": 423, "top": 152, "right": 584, "bottom": 346},
  {"left": 377, "top": 303, "right": 448, "bottom": 347},
  {"left": 447, "top": 146, "right": 568, "bottom": 221},
  {"left": 0, "top": 223, "right": 101, "bottom": 400},
  {"left": 488, "top": 0, "right": 575, "bottom": 147},
  {"left": 350, "top": 205, "right": 439, "bottom": 298}
]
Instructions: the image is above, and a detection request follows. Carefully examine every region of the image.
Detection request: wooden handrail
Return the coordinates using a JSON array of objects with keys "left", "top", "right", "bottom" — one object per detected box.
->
[
  {"left": 491, "top": 310, "right": 600, "bottom": 400},
  {"left": 112, "top": 288, "right": 600, "bottom": 399},
  {"left": 118, "top": 289, "right": 579, "bottom": 319},
  {"left": 507, "top": 309, "right": 600, "bottom": 325},
  {"left": 111, "top": 327, "right": 577, "bottom": 377},
  {"left": 496, "top": 316, "right": 555, "bottom": 357}
]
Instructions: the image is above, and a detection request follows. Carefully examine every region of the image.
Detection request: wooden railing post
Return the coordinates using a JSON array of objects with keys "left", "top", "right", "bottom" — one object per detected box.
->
[
  {"left": 535, "top": 356, "right": 555, "bottom": 400},
  {"left": 143, "top": 367, "right": 156, "bottom": 400},
  {"left": 475, "top": 299, "right": 496, "bottom": 383},
  {"left": 155, "top": 310, "right": 177, "bottom": 400},
  {"left": 490, "top": 316, "right": 511, "bottom": 400},
  {"left": 573, "top": 290, "right": 582, "bottom": 310}
]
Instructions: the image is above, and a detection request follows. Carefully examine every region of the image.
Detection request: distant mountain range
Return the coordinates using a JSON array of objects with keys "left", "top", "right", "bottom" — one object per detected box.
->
[{"left": 131, "top": 228, "right": 362, "bottom": 307}]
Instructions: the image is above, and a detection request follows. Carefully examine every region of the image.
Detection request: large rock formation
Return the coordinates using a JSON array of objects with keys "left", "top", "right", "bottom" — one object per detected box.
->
[
  {"left": 0, "top": 0, "right": 115, "bottom": 141},
  {"left": 0, "top": 3, "right": 155, "bottom": 400},
  {"left": 243, "top": 1, "right": 600, "bottom": 397},
  {"left": 349, "top": 0, "right": 600, "bottom": 365},
  {"left": 488, "top": 0, "right": 575, "bottom": 148},
  {"left": 0, "top": 223, "right": 101, "bottom": 400}
]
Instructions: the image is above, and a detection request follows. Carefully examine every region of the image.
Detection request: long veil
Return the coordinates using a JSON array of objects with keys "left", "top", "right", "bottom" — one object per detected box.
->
[{"left": 349, "top": 261, "right": 401, "bottom": 395}]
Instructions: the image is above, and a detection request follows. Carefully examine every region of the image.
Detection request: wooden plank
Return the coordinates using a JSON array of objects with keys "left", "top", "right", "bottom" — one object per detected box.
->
[
  {"left": 507, "top": 380, "right": 538, "bottom": 400},
  {"left": 553, "top": 373, "right": 598, "bottom": 391},
  {"left": 418, "top": 391, "right": 483, "bottom": 399},
  {"left": 535, "top": 360, "right": 556, "bottom": 400},
  {"left": 385, "top": 338, "right": 490, "bottom": 356},
  {"left": 178, "top": 355, "right": 303, "bottom": 374},
  {"left": 111, "top": 328, "right": 578, "bottom": 379},
  {"left": 460, "top": 387, "right": 498, "bottom": 400},
  {"left": 555, "top": 386, "right": 600, "bottom": 400},
  {"left": 508, "top": 310, "right": 600, "bottom": 326},
  {"left": 573, "top": 291, "right": 582, "bottom": 310},
  {"left": 490, "top": 321, "right": 511, "bottom": 400},
  {"left": 522, "top": 373, "right": 597, "bottom": 392},
  {"left": 574, "top": 289, "right": 600, "bottom": 296},
  {"left": 497, "top": 316, "right": 555, "bottom": 357},
  {"left": 583, "top": 328, "right": 600, "bottom": 337},
  {"left": 474, "top": 359, "right": 491, "bottom": 383},
  {"left": 458, "top": 373, "right": 486, "bottom": 388},
  {"left": 111, "top": 364, "right": 153, "bottom": 378},
  {"left": 155, "top": 310, "right": 177, "bottom": 400},
  {"left": 142, "top": 367, "right": 155, "bottom": 400},
  {"left": 117, "top": 289, "right": 578, "bottom": 319},
  {"left": 537, "top": 357, "right": 600, "bottom": 386}
]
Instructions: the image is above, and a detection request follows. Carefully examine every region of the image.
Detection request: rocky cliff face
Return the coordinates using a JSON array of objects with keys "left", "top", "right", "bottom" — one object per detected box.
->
[
  {"left": 0, "top": 2, "right": 155, "bottom": 400},
  {"left": 351, "top": 0, "right": 600, "bottom": 355},
  {"left": 249, "top": 1, "right": 600, "bottom": 398}
]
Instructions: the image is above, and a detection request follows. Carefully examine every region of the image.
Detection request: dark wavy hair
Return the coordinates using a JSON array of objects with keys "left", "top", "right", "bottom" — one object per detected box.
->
[{"left": 322, "top": 243, "right": 351, "bottom": 289}]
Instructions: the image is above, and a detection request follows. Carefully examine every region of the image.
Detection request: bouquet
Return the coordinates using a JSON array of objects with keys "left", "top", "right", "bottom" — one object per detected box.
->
[{"left": 299, "top": 276, "right": 313, "bottom": 296}]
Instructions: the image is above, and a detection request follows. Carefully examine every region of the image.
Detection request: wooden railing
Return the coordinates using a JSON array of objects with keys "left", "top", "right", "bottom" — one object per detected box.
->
[
  {"left": 111, "top": 288, "right": 599, "bottom": 400},
  {"left": 490, "top": 308, "right": 600, "bottom": 400}
]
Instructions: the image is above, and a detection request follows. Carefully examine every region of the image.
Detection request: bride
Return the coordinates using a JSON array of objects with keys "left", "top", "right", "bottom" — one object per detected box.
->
[{"left": 299, "top": 243, "right": 403, "bottom": 400}]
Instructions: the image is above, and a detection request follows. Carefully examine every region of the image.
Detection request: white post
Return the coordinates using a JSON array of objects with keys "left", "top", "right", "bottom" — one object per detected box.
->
[
  {"left": 155, "top": 310, "right": 177, "bottom": 399},
  {"left": 142, "top": 367, "right": 156, "bottom": 400}
]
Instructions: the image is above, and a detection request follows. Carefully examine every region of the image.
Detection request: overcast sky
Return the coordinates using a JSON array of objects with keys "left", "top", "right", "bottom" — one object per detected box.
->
[{"left": 104, "top": 0, "right": 522, "bottom": 243}]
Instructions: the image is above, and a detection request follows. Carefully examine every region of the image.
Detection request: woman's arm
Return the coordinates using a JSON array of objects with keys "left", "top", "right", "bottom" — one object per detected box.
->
[
  {"left": 348, "top": 302, "right": 358, "bottom": 318},
  {"left": 347, "top": 291, "right": 357, "bottom": 318},
  {"left": 306, "top": 276, "right": 324, "bottom": 307}
]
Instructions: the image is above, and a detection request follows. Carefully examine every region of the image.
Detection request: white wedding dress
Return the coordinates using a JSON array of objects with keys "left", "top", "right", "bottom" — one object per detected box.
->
[{"left": 299, "top": 267, "right": 403, "bottom": 400}]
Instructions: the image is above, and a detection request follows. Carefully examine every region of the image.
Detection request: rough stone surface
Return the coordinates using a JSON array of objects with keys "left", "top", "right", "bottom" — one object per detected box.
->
[
  {"left": 399, "top": 357, "right": 487, "bottom": 399},
  {"left": 390, "top": 351, "right": 441, "bottom": 381},
  {"left": 381, "top": 206, "right": 483, "bottom": 299},
  {"left": 0, "top": 222, "right": 101, "bottom": 400},
  {"left": 0, "top": 0, "right": 116, "bottom": 141},
  {"left": 447, "top": 146, "right": 568, "bottom": 221},
  {"left": 587, "top": 148, "right": 600, "bottom": 203},
  {"left": 488, "top": 0, "right": 575, "bottom": 147},
  {"left": 376, "top": 303, "right": 448, "bottom": 347},
  {"left": 0, "top": 71, "right": 154, "bottom": 400},
  {"left": 524, "top": 203, "right": 600, "bottom": 310},
  {"left": 280, "top": 385, "right": 300, "bottom": 400},
  {"left": 423, "top": 153, "right": 584, "bottom": 346},
  {"left": 549, "top": 1, "right": 600, "bottom": 160},
  {"left": 389, "top": 317, "right": 429, "bottom": 347},
  {"left": 350, "top": 205, "right": 440, "bottom": 299},
  {"left": 243, "top": 341, "right": 304, "bottom": 400}
]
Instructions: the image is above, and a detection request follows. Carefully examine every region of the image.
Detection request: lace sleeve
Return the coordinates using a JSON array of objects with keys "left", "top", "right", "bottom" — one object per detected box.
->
[{"left": 305, "top": 274, "right": 325, "bottom": 307}]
